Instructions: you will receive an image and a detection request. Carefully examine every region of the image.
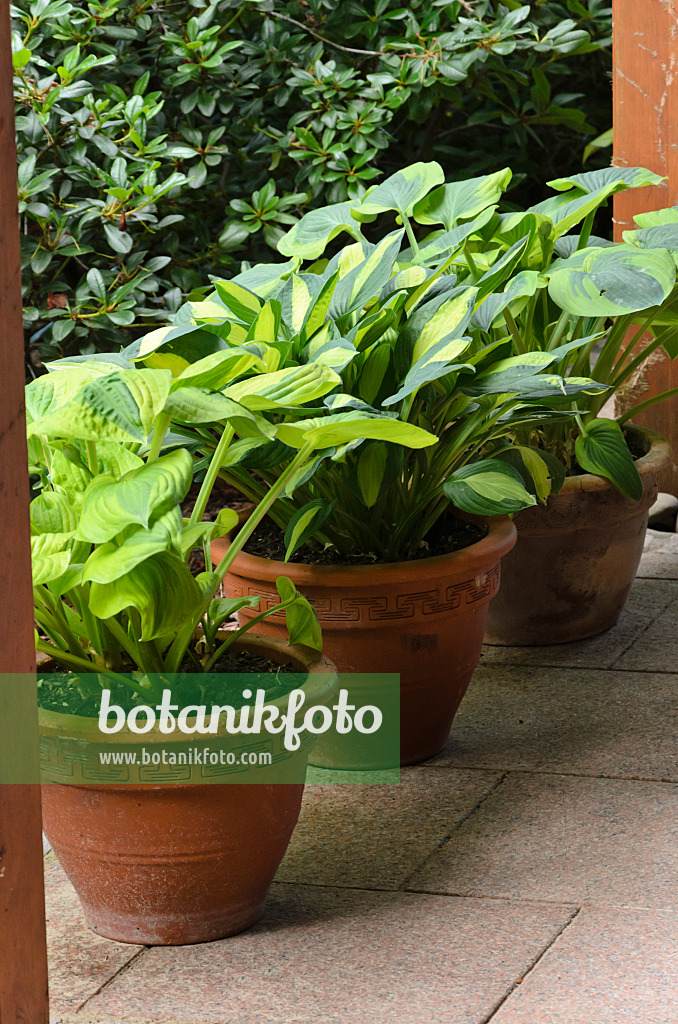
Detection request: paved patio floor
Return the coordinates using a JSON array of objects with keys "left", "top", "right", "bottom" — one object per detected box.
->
[{"left": 48, "top": 530, "right": 678, "bottom": 1024}]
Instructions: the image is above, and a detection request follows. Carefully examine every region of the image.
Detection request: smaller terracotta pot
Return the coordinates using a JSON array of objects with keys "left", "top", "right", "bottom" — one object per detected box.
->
[
  {"left": 214, "top": 516, "right": 517, "bottom": 766},
  {"left": 40, "top": 635, "right": 337, "bottom": 945},
  {"left": 485, "top": 426, "right": 672, "bottom": 646}
]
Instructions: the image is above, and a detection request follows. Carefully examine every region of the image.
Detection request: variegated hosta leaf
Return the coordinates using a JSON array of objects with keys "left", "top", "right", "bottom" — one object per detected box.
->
[
  {"left": 275, "top": 411, "right": 437, "bottom": 450},
  {"left": 30, "top": 369, "right": 172, "bottom": 443},
  {"left": 32, "top": 550, "right": 72, "bottom": 586},
  {"left": 303, "top": 322, "right": 357, "bottom": 372},
  {"left": 548, "top": 244, "right": 676, "bottom": 316},
  {"left": 357, "top": 161, "right": 445, "bottom": 219},
  {"left": 211, "top": 279, "right": 263, "bottom": 324},
  {"left": 547, "top": 167, "right": 664, "bottom": 195},
  {"left": 75, "top": 448, "right": 193, "bottom": 544},
  {"left": 95, "top": 442, "right": 144, "bottom": 479},
  {"left": 89, "top": 551, "right": 204, "bottom": 641},
  {"left": 575, "top": 418, "right": 643, "bottom": 501},
  {"left": 412, "top": 288, "right": 477, "bottom": 362},
  {"left": 329, "top": 232, "right": 404, "bottom": 318},
  {"left": 412, "top": 168, "right": 512, "bottom": 229},
  {"left": 224, "top": 363, "right": 341, "bottom": 410},
  {"left": 443, "top": 460, "right": 537, "bottom": 516},
  {"left": 472, "top": 270, "right": 542, "bottom": 332},
  {"left": 170, "top": 349, "right": 263, "bottom": 391},
  {"left": 26, "top": 366, "right": 102, "bottom": 435},
  {"left": 82, "top": 507, "right": 183, "bottom": 584},
  {"left": 277, "top": 201, "right": 365, "bottom": 260},
  {"left": 49, "top": 447, "right": 92, "bottom": 501}
]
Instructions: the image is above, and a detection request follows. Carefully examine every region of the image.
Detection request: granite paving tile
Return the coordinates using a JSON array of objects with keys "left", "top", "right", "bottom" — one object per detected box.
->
[
  {"left": 44, "top": 853, "right": 145, "bottom": 1016},
  {"left": 78, "top": 884, "right": 574, "bottom": 1024},
  {"left": 611, "top": 596, "right": 678, "bottom": 672},
  {"left": 408, "top": 773, "right": 678, "bottom": 908},
  {"left": 491, "top": 906, "right": 678, "bottom": 1024},
  {"left": 480, "top": 578, "right": 678, "bottom": 669},
  {"left": 638, "top": 530, "right": 678, "bottom": 580},
  {"left": 277, "top": 767, "right": 502, "bottom": 889},
  {"left": 434, "top": 665, "right": 678, "bottom": 781}
]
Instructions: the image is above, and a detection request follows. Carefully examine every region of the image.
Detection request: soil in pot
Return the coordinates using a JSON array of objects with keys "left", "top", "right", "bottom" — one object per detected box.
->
[
  {"left": 39, "top": 635, "right": 337, "bottom": 945},
  {"left": 485, "top": 426, "right": 673, "bottom": 646},
  {"left": 215, "top": 515, "right": 517, "bottom": 767}
]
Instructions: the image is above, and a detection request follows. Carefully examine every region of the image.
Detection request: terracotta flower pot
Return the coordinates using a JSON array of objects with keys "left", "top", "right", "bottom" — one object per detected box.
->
[
  {"left": 40, "top": 634, "right": 337, "bottom": 945},
  {"left": 213, "top": 517, "right": 516, "bottom": 766},
  {"left": 485, "top": 426, "right": 673, "bottom": 646}
]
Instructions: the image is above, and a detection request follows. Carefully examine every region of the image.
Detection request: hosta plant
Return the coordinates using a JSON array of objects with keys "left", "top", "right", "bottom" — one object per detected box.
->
[
  {"left": 28, "top": 358, "right": 436, "bottom": 699},
  {"left": 270, "top": 161, "right": 678, "bottom": 502},
  {"left": 122, "top": 191, "right": 607, "bottom": 561}
]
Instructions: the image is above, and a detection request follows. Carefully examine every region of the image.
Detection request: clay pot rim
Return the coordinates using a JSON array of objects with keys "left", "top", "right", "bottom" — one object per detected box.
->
[
  {"left": 38, "top": 632, "right": 338, "bottom": 741},
  {"left": 220, "top": 515, "right": 517, "bottom": 586},
  {"left": 558, "top": 424, "right": 672, "bottom": 495}
]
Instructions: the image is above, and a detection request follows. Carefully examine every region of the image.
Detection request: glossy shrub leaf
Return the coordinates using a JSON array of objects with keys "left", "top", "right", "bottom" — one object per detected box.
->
[
  {"left": 443, "top": 460, "right": 538, "bottom": 516},
  {"left": 284, "top": 499, "right": 336, "bottom": 561},
  {"left": 574, "top": 418, "right": 643, "bottom": 500},
  {"left": 548, "top": 245, "right": 676, "bottom": 316},
  {"left": 76, "top": 448, "right": 193, "bottom": 543},
  {"left": 412, "top": 168, "right": 511, "bottom": 228},
  {"left": 89, "top": 550, "right": 203, "bottom": 640}
]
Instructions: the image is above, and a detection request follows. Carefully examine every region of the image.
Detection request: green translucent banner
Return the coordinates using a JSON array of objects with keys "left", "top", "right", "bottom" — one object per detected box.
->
[{"left": 1, "top": 671, "right": 400, "bottom": 784}]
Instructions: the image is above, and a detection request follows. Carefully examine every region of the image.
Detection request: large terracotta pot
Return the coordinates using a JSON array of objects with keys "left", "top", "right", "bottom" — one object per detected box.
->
[
  {"left": 40, "top": 635, "right": 337, "bottom": 945},
  {"left": 214, "top": 517, "right": 516, "bottom": 766},
  {"left": 485, "top": 426, "right": 672, "bottom": 646}
]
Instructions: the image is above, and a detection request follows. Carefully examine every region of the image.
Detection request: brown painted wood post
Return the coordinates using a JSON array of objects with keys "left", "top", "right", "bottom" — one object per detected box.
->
[
  {"left": 613, "top": 0, "right": 678, "bottom": 493},
  {"left": 0, "top": 0, "right": 50, "bottom": 1019}
]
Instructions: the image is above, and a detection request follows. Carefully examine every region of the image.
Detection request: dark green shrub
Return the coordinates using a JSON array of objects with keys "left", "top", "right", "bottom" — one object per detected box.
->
[{"left": 12, "top": 0, "right": 611, "bottom": 363}]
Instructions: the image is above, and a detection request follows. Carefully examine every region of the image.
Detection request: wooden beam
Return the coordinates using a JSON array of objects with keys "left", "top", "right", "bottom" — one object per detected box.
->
[
  {"left": 613, "top": 0, "right": 678, "bottom": 493},
  {"left": 0, "top": 0, "right": 50, "bottom": 1018}
]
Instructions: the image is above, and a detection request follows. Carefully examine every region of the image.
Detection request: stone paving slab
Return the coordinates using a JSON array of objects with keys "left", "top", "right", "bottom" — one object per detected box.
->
[
  {"left": 490, "top": 906, "right": 678, "bottom": 1024},
  {"left": 638, "top": 529, "right": 678, "bottom": 579},
  {"left": 77, "top": 884, "right": 574, "bottom": 1024},
  {"left": 435, "top": 666, "right": 678, "bottom": 781},
  {"left": 481, "top": 578, "right": 678, "bottom": 669},
  {"left": 277, "top": 767, "right": 502, "bottom": 890},
  {"left": 44, "top": 854, "right": 144, "bottom": 1017},
  {"left": 610, "top": 596, "right": 678, "bottom": 673},
  {"left": 408, "top": 773, "right": 678, "bottom": 908}
]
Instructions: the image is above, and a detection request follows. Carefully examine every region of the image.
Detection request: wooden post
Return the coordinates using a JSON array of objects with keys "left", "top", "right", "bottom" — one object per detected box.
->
[
  {"left": 613, "top": 0, "right": 678, "bottom": 493},
  {"left": 0, "top": 0, "right": 50, "bottom": 1019}
]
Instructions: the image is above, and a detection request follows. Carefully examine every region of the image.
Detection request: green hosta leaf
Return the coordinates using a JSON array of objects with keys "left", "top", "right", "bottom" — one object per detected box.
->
[
  {"left": 82, "top": 507, "right": 183, "bottom": 584},
  {"left": 231, "top": 259, "right": 300, "bottom": 299},
  {"left": 358, "top": 162, "right": 445, "bottom": 219},
  {"left": 633, "top": 205, "right": 678, "bottom": 229},
  {"left": 76, "top": 448, "right": 193, "bottom": 543},
  {"left": 383, "top": 346, "right": 473, "bottom": 407},
  {"left": 357, "top": 442, "right": 388, "bottom": 508},
  {"left": 412, "top": 168, "right": 512, "bottom": 229},
  {"left": 275, "top": 411, "right": 438, "bottom": 450},
  {"left": 89, "top": 551, "right": 203, "bottom": 641},
  {"left": 474, "top": 236, "right": 532, "bottom": 301},
  {"left": 461, "top": 357, "right": 606, "bottom": 400},
  {"left": 171, "top": 349, "right": 262, "bottom": 390},
  {"left": 207, "top": 595, "right": 261, "bottom": 632},
  {"left": 277, "top": 201, "right": 365, "bottom": 260},
  {"left": 32, "top": 550, "right": 71, "bottom": 586},
  {"left": 284, "top": 499, "right": 336, "bottom": 561},
  {"left": 529, "top": 186, "right": 619, "bottom": 241},
  {"left": 30, "top": 491, "right": 79, "bottom": 534},
  {"left": 49, "top": 447, "right": 92, "bottom": 500},
  {"left": 399, "top": 209, "right": 497, "bottom": 267},
  {"left": 547, "top": 167, "right": 664, "bottom": 194},
  {"left": 623, "top": 223, "right": 678, "bottom": 263},
  {"left": 443, "top": 460, "right": 538, "bottom": 516},
  {"left": 548, "top": 245, "right": 676, "bottom": 316},
  {"left": 276, "top": 576, "right": 322, "bottom": 650},
  {"left": 180, "top": 507, "right": 239, "bottom": 559},
  {"left": 574, "top": 418, "right": 643, "bottom": 500},
  {"left": 95, "top": 442, "right": 144, "bottom": 479},
  {"left": 358, "top": 344, "right": 392, "bottom": 406},
  {"left": 224, "top": 363, "right": 341, "bottom": 410},
  {"left": 47, "top": 353, "right": 134, "bottom": 374},
  {"left": 128, "top": 324, "right": 221, "bottom": 363}
]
